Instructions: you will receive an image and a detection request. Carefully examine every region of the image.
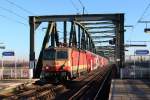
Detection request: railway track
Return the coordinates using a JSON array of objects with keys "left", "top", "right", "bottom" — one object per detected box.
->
[
  {"left": 55, "top": 65, "right": 112, "bottom": 100},
  {"left": 68, "top": 66, "right": 112, "bottom": 100},
  {"left": 3, "top": 65, "right": 113, "bottom": 100},
  {"left": 6, "top": 82, "right": 65, "bottom": 100}
]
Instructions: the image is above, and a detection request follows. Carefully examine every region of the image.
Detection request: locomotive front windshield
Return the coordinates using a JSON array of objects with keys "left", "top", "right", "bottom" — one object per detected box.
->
[
  {"left": 43, "top": 49, "right": 68, "bottom": 60},
  {"left": 57, "top": 51, "right": 68, "bottom": 59},
  {"left": 43, "top": 49, "right": 56, "bottom": 60}
]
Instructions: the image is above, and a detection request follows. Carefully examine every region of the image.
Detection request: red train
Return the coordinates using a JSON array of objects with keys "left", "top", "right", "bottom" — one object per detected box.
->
[{"left": 40, "top": 47, "right": 109, "bottom": 81}]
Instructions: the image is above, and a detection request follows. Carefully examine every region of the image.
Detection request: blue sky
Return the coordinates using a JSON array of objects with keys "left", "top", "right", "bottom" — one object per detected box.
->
[{"left": 0, "top": 0, "right": 150, "bottom": 61}]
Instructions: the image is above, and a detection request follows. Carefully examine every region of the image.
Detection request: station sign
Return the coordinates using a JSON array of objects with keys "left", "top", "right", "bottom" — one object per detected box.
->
[
  {"left": 2, "top": 51, "right": 15, "bottom": 56},
  {"left": 135, "top": 50, "right": 149, "bottom": 55},
  {"left": 0, "top": 46, "right": 5, "bottom": 49},
  {"left": 144, "top": 28, "right": 150, "bottom": 33}
]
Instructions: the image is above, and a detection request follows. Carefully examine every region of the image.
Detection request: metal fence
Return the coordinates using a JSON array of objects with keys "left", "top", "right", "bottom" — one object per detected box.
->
[
  {"left": 120, "top": 68, "right": 150, "bottom": 79},
  {"left": 0, "top": 68, "right": 30, "bottom": 79}
]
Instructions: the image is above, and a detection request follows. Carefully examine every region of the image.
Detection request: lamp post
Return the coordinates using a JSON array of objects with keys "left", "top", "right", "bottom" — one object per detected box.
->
[
  {"left": 0, "top": 43, "right": 5, "bottom": 79},
  {"left": 0, "top": 46, "right": 5, "bottom": 68}
]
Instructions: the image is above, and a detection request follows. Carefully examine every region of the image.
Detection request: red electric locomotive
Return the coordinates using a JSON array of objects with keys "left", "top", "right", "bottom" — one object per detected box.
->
[{"left": 40, "top": 47, "right": 109, "bottom": 81}]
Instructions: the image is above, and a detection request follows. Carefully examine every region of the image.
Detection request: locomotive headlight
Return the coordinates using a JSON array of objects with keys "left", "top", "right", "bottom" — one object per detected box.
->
[
  {"left": 44, "top": 64, "right": 50, "bottom": 70},
  {"left": 45, "top": 66, "right": 49, "bottom": 70}
]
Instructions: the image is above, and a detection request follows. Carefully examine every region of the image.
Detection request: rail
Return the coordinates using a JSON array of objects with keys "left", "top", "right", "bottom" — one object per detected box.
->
[
  {"left": 68, "top": 66, "right": 112, "bottom": 100},
  {"left": 94, "top": 69, "right": 112, "bottom": 100},
  {"left": 7, "top": 83, "right": 65, "bottom": 99},
  {"left": 68, "top": 69, "right": 104, "bottom": 100},
  {"left": 1, "top": 65, "right": 114, "bottom": 99}
]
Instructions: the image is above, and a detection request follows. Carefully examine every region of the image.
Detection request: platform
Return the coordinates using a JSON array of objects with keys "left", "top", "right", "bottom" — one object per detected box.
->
[
  {"left": 0, "top": 79, "right": 38, "bottom": 97},
  {"left": 109, "top": 79, "right": 150, "bottom": 100}
]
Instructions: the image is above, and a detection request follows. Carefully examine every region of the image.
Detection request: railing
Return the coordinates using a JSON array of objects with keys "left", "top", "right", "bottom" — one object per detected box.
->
[
  {"left": 120, "top": 68, "right": 150, "bottom": 79},
  {"left": 0, "top": 68, "right": 30, "bottom": 79}
]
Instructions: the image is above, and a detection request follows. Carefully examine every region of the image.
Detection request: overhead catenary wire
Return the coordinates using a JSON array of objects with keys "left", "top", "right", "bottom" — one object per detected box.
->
[
  {"left": 77, "top": 0, "right": 88, "bottom": 14},
  {"left": 0, "top": 14, "right": 28, "bottom": 27},
  {"left": 0, "top": 6, "right": 27, "bottom": 20},
  {"left": 138, "top": 2, "right": 150, "bottom": 22},
  {"left": 134, "top": 2, "right": 150, "bottom": 28},
  {"left": 4, "top": 0, "right": 35, "bottom": 15},
  {"left": 78, "top": 0, "right": 84, "bottom": 8},
  {"left": 69, "top": 0, "right": 80, "bottom": 13},
  {"left": 1, "top": 0, "right": 34, "bottom": 27}
]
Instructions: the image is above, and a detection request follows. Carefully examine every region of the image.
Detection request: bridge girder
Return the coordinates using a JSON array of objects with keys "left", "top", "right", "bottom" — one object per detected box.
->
[{"left": 29, "top": 13, "right": 124, "bottom": 78}]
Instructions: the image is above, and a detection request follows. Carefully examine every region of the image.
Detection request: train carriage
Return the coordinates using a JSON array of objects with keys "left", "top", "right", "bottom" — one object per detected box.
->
[{"left": 41, "top": 47, "right": 109, "bottom": 81}]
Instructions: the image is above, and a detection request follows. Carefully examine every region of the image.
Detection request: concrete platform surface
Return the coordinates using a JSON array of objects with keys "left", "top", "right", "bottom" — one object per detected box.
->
[{"left": 109, "top": 79, "right": 150, "bottom": 100}]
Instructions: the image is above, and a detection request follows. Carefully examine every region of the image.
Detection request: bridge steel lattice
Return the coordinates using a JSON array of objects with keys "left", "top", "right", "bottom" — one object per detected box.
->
[{"left": 29, "top": 14, "right": 124, "bottom": 78}]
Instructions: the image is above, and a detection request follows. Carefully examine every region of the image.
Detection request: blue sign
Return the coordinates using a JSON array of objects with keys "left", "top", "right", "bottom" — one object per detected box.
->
[
  {"left": 135, "top": 50, "right": 149, "bottom": 55},
  {"left": 2, "top": 51, "right": 15, "bottom": 56}
]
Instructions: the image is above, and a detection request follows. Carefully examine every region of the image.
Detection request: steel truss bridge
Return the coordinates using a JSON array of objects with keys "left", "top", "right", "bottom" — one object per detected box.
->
[{"left": 29, "top": 14, "right": 124, "bottom": 78}]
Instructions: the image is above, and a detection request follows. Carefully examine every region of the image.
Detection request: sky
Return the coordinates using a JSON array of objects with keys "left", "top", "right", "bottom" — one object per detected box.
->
[{"left": 0, "top": 0, "right": 150, "bottom": 61}]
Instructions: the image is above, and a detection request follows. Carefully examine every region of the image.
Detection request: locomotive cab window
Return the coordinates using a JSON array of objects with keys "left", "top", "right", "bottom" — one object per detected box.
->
[
  {"left": 57, "top": 51, "right": 68, "bottom": 59},
  {"left": 43, "top": 50, "right": 56, "bottom": 60}
]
